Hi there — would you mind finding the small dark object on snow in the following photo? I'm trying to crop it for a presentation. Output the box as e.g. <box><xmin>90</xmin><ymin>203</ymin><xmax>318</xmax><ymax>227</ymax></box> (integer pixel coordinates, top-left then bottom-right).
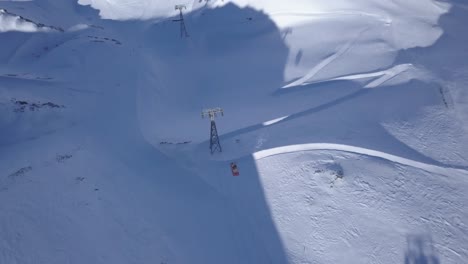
<box><xmin>230</xmin><ymin>162</ymin><xmax>239</xmax><ymax>176</ymax></box>
<box><xmin>42</xmin><ymin>102</ymin><xmax>61</xmax><ymax>108</ymax></box>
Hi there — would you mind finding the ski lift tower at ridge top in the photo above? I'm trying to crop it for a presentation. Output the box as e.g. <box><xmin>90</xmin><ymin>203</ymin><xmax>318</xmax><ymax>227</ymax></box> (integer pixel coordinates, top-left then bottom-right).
<box><xmin>173</xmin><ymin>4</ymin><xmax>189</xmax><ymax>38</ymax></box>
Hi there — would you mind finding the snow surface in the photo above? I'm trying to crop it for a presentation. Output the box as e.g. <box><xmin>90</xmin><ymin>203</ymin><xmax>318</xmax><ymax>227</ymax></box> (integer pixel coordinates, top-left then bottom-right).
<box><xmin>1</xmin><ymin>0</ymin><xmax>468</xmax><ymax>263</ymax></box>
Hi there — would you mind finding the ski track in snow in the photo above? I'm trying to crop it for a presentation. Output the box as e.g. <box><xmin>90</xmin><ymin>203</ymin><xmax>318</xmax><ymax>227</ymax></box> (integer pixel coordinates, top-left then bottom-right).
<box><xmin>295</xmin><ymin>63</ymin><xmax>414</xmax><ymax>88</ymax></box>
<box><xmin>283</xmin><ymin>28</ymin><xmax>367</xmax><ymax>89</ymax></box>
<box><xmin>362</xmin><ymin>64</ymin><xmax>412</xmax><ymax>88</ymax></box>
<box><xmin>253</xmin><ymin>143</ymin><xmax>468</xmax><ymax>179</ymax></box>
<box><xmin>269</xmin><ymin>11</ymin><xmax>392</xmax><ymax>24</ymax></box>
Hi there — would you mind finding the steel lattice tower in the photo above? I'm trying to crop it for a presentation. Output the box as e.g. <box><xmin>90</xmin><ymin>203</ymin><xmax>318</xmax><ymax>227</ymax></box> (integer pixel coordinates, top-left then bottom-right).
<box><xmin>202</xmin><ymin>108</ymin><xmax>223</xmax><ymax>154</ymax></box>
<box><xmin>173</xmin><ymin>5</ymin><xmax>189</xmax><ymax>38</ymax></box>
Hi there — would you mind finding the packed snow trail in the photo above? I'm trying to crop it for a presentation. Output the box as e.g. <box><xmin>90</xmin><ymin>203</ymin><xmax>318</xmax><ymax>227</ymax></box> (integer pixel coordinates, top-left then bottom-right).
<box><xmin>253</xmin><ymin>143</ymin><xmax>468</xmax><ymax>178</ymax></box>
<box><xmin>287</xmin><ymin>63</ymin><xmax>416</xmax><ymax>89</ymax></box>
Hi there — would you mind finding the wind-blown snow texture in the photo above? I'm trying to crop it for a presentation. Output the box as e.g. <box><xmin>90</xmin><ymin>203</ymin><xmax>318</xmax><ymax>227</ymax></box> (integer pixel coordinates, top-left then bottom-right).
<box><xmin>1</xmin><ymin>0</ymin><xmax>467</xmax><ymax>263</ymax></box>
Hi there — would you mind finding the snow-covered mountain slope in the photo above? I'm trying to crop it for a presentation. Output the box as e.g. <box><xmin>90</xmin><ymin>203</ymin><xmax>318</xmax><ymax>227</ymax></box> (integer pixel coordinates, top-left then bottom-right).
<box><xmin>1</xmin><ymin>0</ymin><xmax>467</xmax><ymax>263</ymax></box>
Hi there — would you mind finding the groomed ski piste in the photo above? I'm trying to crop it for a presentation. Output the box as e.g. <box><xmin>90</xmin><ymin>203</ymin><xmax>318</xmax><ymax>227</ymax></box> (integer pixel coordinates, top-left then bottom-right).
<box><xmin>1</xmin><ymin>0</ymin><xmax>468</xmax><ymax>263</ymax></box>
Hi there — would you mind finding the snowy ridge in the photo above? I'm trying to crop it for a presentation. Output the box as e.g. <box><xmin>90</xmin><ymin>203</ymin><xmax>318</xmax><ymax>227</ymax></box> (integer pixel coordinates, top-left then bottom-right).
<box><xmin>0</xmin><ymin>8</ymin><xmax>63</xmax><ymax>32</ymax></box>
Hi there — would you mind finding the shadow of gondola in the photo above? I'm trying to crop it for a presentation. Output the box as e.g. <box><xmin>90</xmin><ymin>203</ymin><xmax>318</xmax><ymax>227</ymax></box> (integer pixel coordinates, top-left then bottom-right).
<box><xmin>404</xmin><ymin>234</ymin><xmax>440</xmax><ymax>264</ymax></box>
